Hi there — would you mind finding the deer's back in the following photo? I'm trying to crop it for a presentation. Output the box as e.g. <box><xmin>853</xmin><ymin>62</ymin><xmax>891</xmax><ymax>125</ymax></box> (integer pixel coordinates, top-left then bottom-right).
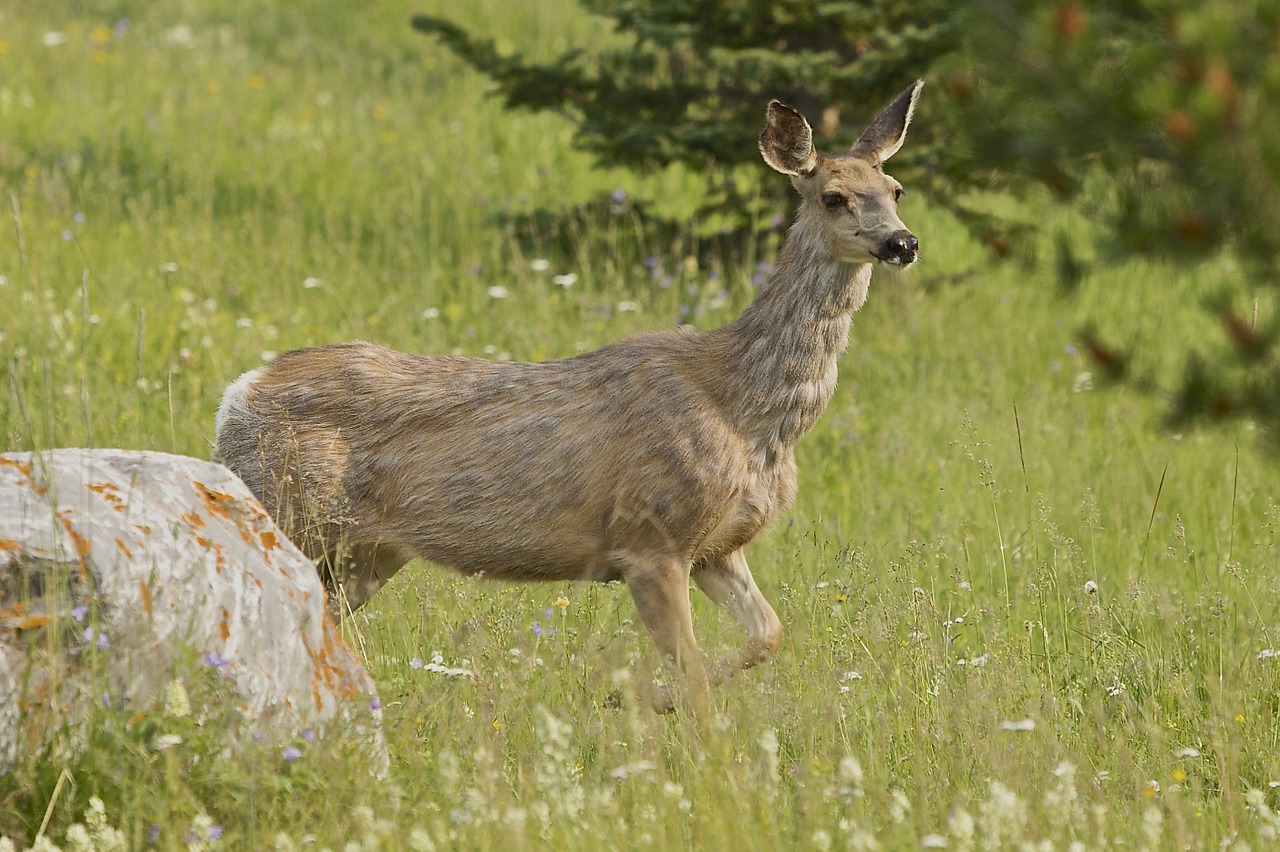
<box><xmin>216</xmin><ymin>337</ymin><xmax>796</xmax><ymax>581</ymax></box>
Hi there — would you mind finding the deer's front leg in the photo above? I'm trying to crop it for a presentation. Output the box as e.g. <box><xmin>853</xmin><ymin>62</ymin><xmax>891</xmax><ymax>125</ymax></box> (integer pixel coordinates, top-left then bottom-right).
<box><xmin>693</xmin><ymin>549</ymin><xmax>783</xmax><ymax>684</ymax></box>
<box><xmin>620</xmin><ymin>553</ymin><xmax>711</xmax><ymax>716</ymax></box>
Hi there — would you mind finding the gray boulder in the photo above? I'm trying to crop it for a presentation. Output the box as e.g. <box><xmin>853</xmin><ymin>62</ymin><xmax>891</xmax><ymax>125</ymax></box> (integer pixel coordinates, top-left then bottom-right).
<box><xmin>0</xmin><ymin>449</ymin><xmax>386</xmax><ymax>775</ymax></box>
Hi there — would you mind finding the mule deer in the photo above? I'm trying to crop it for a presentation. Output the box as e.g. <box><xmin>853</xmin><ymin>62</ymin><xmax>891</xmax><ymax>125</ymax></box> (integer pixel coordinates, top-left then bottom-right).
<box><xmin>215</xmin><ymin>81</ymin><xmax>923</xmax><ymax>713</ymax></box>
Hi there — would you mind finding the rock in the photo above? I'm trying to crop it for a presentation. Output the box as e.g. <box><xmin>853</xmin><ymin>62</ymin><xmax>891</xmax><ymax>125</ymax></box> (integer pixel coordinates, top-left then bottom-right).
<box><xmin>0</xmin><ymin>449</ymin><xmax>386</xmax><ymax>775</ymax></box>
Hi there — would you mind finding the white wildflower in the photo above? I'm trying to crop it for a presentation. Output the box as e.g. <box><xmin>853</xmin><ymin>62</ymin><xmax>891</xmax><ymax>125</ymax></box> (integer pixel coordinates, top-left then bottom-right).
<box><xmin>1258</xmin><ymin>648</ymin><xmax>1280</xmax><ymax>661</ymax></box>
<box><xmin>890</xmin><ymin>789</ymin><xmax>912</xmax><ymax>824</ymax></box>
<box><xmin>1072</xmin><ymin>371</ymin><xmax>1093</xmax><ymax>393</ymax></box>
<box><xmin>165</xmin><ymin>679</ymin><xmax>192</xmax><ymax>717</ymax></box>
<box><xmin>610</xmin><ymin>760</ymin><xmax>656</xmax><ymax>781</ymax></box>
<box><xmin>552</xmin><ymin>273</ymin><xmax>577</xmax><ymax>288</ymax></box>
<box><xmin>921</xmin><ymin>834</ymin><xmax>947</xmax><ymax>848</ymax></box>
<box><xmin>65</xmin><ymin>824</ymin><xmax>92</xmax><ymax>852</ymax></box>
<box><xmin>42</xmin><ymin>32</ymin><xmax>68</xmax><ymax>47</ymax></box>
<box><xmin>998</xmin><ymin>718</ymin><xmax>1035</xmax><ymax>732</ymax></box>
<box><xmin>616</xmin><ymin>300</ymin><xmax>638</xmax><ymax>312</ymax></box>
<box><xmin>1083</xmin><ymin>580</ymin><xmax>1098</xmax><ymax>595</ymax></box>
<box><xmin>1175</xmin><ymin>747</ymin><xmax>1200</xmax><ymax>758</ymax></box>
<box><xmin>978</xmin><ymin>780</ymin><xmax>1027</xmax><ymax>849</ymax></box>
<box><xmin>302</xmin><ymin>277</ymin><xmax>323</xmax><ymax>289</ymax></box>
<box><xmin>421</xmin><ymin>307</ymin><xmax>440</xmax><ymax>320</ymax></box>
<box><xmin>408</xmin><ymin>826</ymin><xmax>436</xmax><ymax>851</ymax></box>
<box><xmin>759</xmin><ymin>728</ymin><xmax>780</xmax><ymax>789</ymax></box>
<box><xmin>155</xmin><ymin>733</ymin><xmax>184</xmax><ymax>750</ymax></box>
<box><xmin>487</xmin><ymin>285</ymin><xmax>509</xmax><ymax>300</ymax></box>
<box><xmin>947</xmin><ymin>808</ymin><xmax>975</xmax><ymax>852</ymax></box>
<box><xmin>811</xmin><ymin>829</ymin><xmax>832</xmax><ymax>851</ymax></box>
<box><xmin>1141</xmin><ymin>805</ymin><xmax>1163</xmax><ymax>846</ymax></box>
<box><xmin>530</xmin><ymin>258</ymin><xmax>550</xmax><ymax>272</ymax></box>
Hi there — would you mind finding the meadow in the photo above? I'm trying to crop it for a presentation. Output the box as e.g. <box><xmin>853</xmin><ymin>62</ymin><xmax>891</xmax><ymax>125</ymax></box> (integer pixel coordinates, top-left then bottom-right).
<box><xmin>2</xmin><ymin>0</ymin><xmax>1280</xmax><ymax>848</ymax></box>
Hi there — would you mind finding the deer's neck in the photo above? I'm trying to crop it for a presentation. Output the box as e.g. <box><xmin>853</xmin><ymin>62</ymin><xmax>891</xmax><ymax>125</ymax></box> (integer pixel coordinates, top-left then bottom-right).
<box><xmin>716</xmin><ymin>226</ymin><xmax>871</xmax><ymax>462</ymax></box>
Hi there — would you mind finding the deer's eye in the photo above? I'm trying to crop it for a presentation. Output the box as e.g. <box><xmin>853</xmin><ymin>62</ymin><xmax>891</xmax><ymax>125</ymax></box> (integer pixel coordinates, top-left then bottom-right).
<box><xmin>821</xmin><ymin>193</ymin><xmax>846</xmax><ymax>209</ymax></box>
<box><xmin>893</xmin><ymin>187</ymin><xmax>905</xmax><ymax>202</ymax></box>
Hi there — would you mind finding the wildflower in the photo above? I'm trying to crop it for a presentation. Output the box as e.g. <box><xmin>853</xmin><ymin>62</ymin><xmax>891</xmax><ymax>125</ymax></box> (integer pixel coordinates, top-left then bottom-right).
<box><xmin>235</xmin><ymin>317</ymin><xmax>252</xmax><ymax>329</ymax></box>
<box><xmin>155</xmin><ymin>733</ymin><xmax>184</xmax><ymax>750</ymax></box>
<box><xmin>811</xmin><ymin>830</ymin><xmax>832</xmax><ymax>851</ymax></box>
<box><xmin>553</xmin><ymin>273</ymin><xmax>577</xmax><ymax>288</ymax></box>
<box><xmin>369</xmin><ymin>697</ymin><xmax>382</xmax><ymax>712</ymax></box>
<box><xmin>160</xmin><ymin>261</ymin><xmax>180</xmax><ymax>273</ymax></box>
<box><xmin>530</xmin><ymin>258</ymin><xmax>550</xmax><ymax>272</ymax></box>
<box><xmin>1083</xmin><ymin>580</ymin><xmax>1098</xmax><ymax>595</ymax></box>
<box><xmin>616</xmin><ymin>301</ymin><xmax>638</xmax><ymax>312</ymax></box>
<box><xmin>1258</xmin><ymin>649</ymin><xmax>1280</xmax><ymax>661</ymax></box>
<box><xmin>487</xmin><ymin>285</ymin><xmax>509</xmax><ymax>300</ymax></box>
<box><xmin>71</xmin><ymin>604</ymin><xmax>88</xmax><ymax>621</ymax></box>
<box><xmin>1175</xmin><ymin>747</ymin><xmax>1200</xmax><ymax>758</ymax></box>
<box><xmin>553</xmin><ymin>595</ymin><xmax>569</xmax><ymax>610</ymax></box>
<box><xmin>410</xmin><ymin>656</ymin><xmax>424</xmax><ymax>669</ymax></box>
<box><xmin>421</xmin><ymin>307</ymin><xmax>440</xmax><ymax>320</ymax></box>
<box><xmin>999</xmin><ymin>718</ymin><xmax>1035</xmax><ymax>732</ymax></box>
<box><xmin>301</xmin><ymin>728</ymin><xmax>315</xmax><ymax>742</ymax></box>
<box><xmin>302</xmin><ymin>277</ymin><xmax>323</xmax><ymax>289</ymax></box>
<box><xmin>612</xmin><ymin>189</ymin><xmax>627</xmax><ymax>203</ymax></box>
<box><xmin>283</xmin><ymin>745</ymin><xmax>302</xmax><ymax>761</ymax></box>
<box><xmin>43</xmin><ymin>32</ymin><xmax>68</xmax><ymax>47</ymax></box>
<box><xmin>921</xmin><ymin>835</ymin><xmax>947</xmax><ymax>848</ymax></box>
<box><xmin>62</xmin><ymin>229</ymin><xmax>74</xmax><ymax>241</ymax></box>
<box><xmin>95</xmin><ymin>632</ymin><xmax>110</xmax><ymax>649</ymax></box>
<box><xmin>1072</xmin><ymin>372</ymin><xmax>1093</xmax><ymax>393</ymax></box>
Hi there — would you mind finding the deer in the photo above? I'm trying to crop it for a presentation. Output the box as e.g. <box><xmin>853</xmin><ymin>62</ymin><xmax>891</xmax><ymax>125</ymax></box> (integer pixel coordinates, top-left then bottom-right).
<box><xmin>214</xmin><ymin>81</ymin><xmax>923</xmax><ymax>715</ymax></box>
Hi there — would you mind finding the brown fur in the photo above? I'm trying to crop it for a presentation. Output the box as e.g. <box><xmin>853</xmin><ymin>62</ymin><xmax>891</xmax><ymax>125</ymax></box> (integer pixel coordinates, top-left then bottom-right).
<box><xmin>215</xmin><ymin>82</ymin><xmax>924</xmax><ymax>713</ymax></box>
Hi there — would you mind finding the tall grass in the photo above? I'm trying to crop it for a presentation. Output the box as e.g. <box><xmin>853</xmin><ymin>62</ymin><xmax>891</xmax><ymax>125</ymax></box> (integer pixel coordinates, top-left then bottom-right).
<box><xmin>2</xmin><ymin>0</ymin><xmax>1279</xmax><ymax>847</ymax></box>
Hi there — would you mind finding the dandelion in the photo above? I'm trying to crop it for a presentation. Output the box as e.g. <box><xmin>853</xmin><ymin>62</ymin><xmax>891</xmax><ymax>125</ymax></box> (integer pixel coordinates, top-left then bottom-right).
<box><xmin>530</xmin><ymin>258</ymin><xmax>550</xmax><ymax>272</ymax></box>
<box><xmin>487</xmin><ymin>285</ymin><xmax>509</xmax><ymax>300</ymax></box>
<box><xmin>283</xmin><ymin>745</ymin><xmax>302</xmax><ymax>761</ymax></box>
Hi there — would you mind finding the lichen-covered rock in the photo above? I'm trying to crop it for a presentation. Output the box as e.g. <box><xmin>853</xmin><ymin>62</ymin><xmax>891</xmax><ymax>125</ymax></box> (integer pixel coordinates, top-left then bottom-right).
<box><xmin>0</xmin><ymin>449</ymin><xmax>386</xmax><ymax>775</ymax></box>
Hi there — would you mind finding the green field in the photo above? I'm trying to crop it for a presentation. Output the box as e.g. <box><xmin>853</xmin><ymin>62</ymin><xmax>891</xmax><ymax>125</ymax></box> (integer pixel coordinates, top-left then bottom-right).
<box><xmin>3</xmin><ymin>1</ymin><xmax>1280</xmax><ymax>848</ymax></box>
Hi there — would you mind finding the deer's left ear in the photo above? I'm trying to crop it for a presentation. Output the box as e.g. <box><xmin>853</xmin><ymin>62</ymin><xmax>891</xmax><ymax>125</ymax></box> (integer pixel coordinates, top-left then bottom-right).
<box><xmin>850</xmin><ymin>80</ymin><xmax>923</xmax><ymax>165</ymax></box>
<box><xmin>759</xmin><ymin>100</ymin><xmax>818</xmax><ymax>177</ymax></box>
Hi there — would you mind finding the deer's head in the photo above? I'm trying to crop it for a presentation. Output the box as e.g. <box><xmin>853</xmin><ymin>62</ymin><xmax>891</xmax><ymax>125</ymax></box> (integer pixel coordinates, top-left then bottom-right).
<box><xmin>760</xmin><ymin>81</ymin><xmax>922</xmax><ymax>268</ymax></box>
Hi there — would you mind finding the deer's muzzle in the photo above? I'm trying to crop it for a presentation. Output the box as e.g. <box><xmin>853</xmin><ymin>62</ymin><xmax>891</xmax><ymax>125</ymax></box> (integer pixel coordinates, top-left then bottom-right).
<box><xmin>879</xmin><ymin>230</ymin><xmax>918</xmax><ymax>266</ymax></box>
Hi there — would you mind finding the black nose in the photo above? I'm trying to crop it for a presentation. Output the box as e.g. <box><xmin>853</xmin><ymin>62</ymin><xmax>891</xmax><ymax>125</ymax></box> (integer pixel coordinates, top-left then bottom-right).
<box><xmin>885</xmin><ymin>231</ymin><xmax>918</xmax><ymax>261</ymax></box>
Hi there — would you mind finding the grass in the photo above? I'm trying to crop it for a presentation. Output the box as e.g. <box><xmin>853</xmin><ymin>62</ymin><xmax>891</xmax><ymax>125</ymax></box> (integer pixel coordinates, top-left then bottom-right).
<box><xmin>2</xmin><ymin>0</ymin><xmax>1280</xmax><ymax>848</ymax></box>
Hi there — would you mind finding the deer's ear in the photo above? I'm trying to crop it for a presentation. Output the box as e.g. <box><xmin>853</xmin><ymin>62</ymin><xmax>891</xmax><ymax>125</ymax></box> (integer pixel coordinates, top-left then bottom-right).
<box><xmin>759</xmin><ymin>100</ymin><xmax>818</xmax><ymax>177</ymax></box>
<box><xmin>850</xmin><ymin>80</ymin><xmax>923</xmax><ymax>164</ymax></box>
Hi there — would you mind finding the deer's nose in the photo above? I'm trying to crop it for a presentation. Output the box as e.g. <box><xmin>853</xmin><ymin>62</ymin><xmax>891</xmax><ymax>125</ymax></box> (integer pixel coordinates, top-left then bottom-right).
<box><xmin>883</xmin><ymin>231</ymin><xmax>918</xmax><ymax>264</ymax></box>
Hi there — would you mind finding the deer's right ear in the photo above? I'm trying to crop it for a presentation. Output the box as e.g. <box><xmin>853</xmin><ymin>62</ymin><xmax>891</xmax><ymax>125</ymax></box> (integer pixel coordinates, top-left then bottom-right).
<box><xmin>759</xmin><ymin>100</ymin><xmax>818</xmax><ymax>177</ymax></box>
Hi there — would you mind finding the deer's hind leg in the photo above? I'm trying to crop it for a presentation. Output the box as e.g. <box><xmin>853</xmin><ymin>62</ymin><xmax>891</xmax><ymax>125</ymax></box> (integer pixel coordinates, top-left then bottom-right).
<box><xmin>693</xmin><ymin>548</ymin><xmax>783</xmax><ymax>685</ymax></box>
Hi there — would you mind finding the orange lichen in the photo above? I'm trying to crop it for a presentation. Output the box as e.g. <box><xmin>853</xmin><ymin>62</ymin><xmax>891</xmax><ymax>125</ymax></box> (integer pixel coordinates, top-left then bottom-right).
<box><xmin>0</xmin><ymin>539</ymin><xmax>19</xmax><ymax>552</ymax></box>
<box><xmin>56</xmin><ymin>510</ymin><xmax>91</xmax><ymax>559</ymax></box>
<box><xmin>114</xmin><ymin>537</ymin><xmax>134</xmax><ymax>559</ymax></box>
<box><xmin>181</xmin><ymin>511</ymin><xmax>206</xmax><ymax>530</ymax></box>
<box><xmin>16</xmin><ymin>614</ymin><xmax>52</xmax><ymax>630</ymax></box>
<box><xmin>140</xmin><ymin>579</ymin><xmax>153</xmax><ymax>615</ymax></box>
<box><xmin>219</xmin><ymin>608</ymin><xmax>231</xmax><ymax>642</ymax></box>
<box><xmin>260</xmin><ymin>530</ymin><xmax>280</xmax><ymax>551</ymax></box>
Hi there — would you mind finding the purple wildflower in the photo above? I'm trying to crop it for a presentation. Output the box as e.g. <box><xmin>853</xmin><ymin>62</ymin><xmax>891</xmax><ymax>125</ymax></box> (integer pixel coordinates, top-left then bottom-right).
<box><xmin>62</xmin><ymin>230</ymin><xmax>73</xmax><ymax>241</ymax></box>
<box><xmin>301</xmin><ymin>727</ymin><xmax>315</xmax><ymax>742</ymax></box>
<box><xmin>283</xmin><ymin>745</ymin><xmax>302</xmax><ymax>761</ymax></box>
<box><xmin>74</xmin><ymin>212</ymin><xmax>86</xmax><ymax>224</ymax></box>
<box><xmin>71</xmin><ymin>604</ymin><xmax>88</xmax><ymax>622</ymax></box>
<box><xmin>612</xmin><ymin>188</ymin><xmax>627</xmax><ymax>203</ymax></box>
<box><xmin>114</xmin><ymin>18</ymin><xmax>131</xmax><ymax>36</ymax></box>
<box><xmin>203</xmin><ymin>651</ymin><xmax>233</xmax><ymax>669</ymax></box>
<box><xmin>208</xmin><ymin>825</ymin><xmax>224</xmax><ymax>841</ymax></box>
<box><xmin>95</xmin><ymin>631</ymin><xmax>110</xmax><ymax>650</ymax></box>
<box><xmin>410</xmin><ymin>657</ymin><xmax>424</xmax><ymax>670</ymax></box>
<box><xmin>148</xmin><ymin>824</ymin><xmax>160</xmax><ymax>844</ymax></box>
<box><xmin>1065</xmin><ymin>344</ymin><xmax>1078</xmax><ymax>356</ymax></box>
<box><xmin>532</xmin><ymin>621</ymin><xmax>543</xmax><ymax>638</ymax></box>
<box><xmin>83</xmin><ymin>626</ymin><xmax>95</xmax><ymax>642</ymax></box>
<box><xmin>369</xmin><ymin>697</ymin><xmax>382</xmax><ymax>711</ymax></box>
